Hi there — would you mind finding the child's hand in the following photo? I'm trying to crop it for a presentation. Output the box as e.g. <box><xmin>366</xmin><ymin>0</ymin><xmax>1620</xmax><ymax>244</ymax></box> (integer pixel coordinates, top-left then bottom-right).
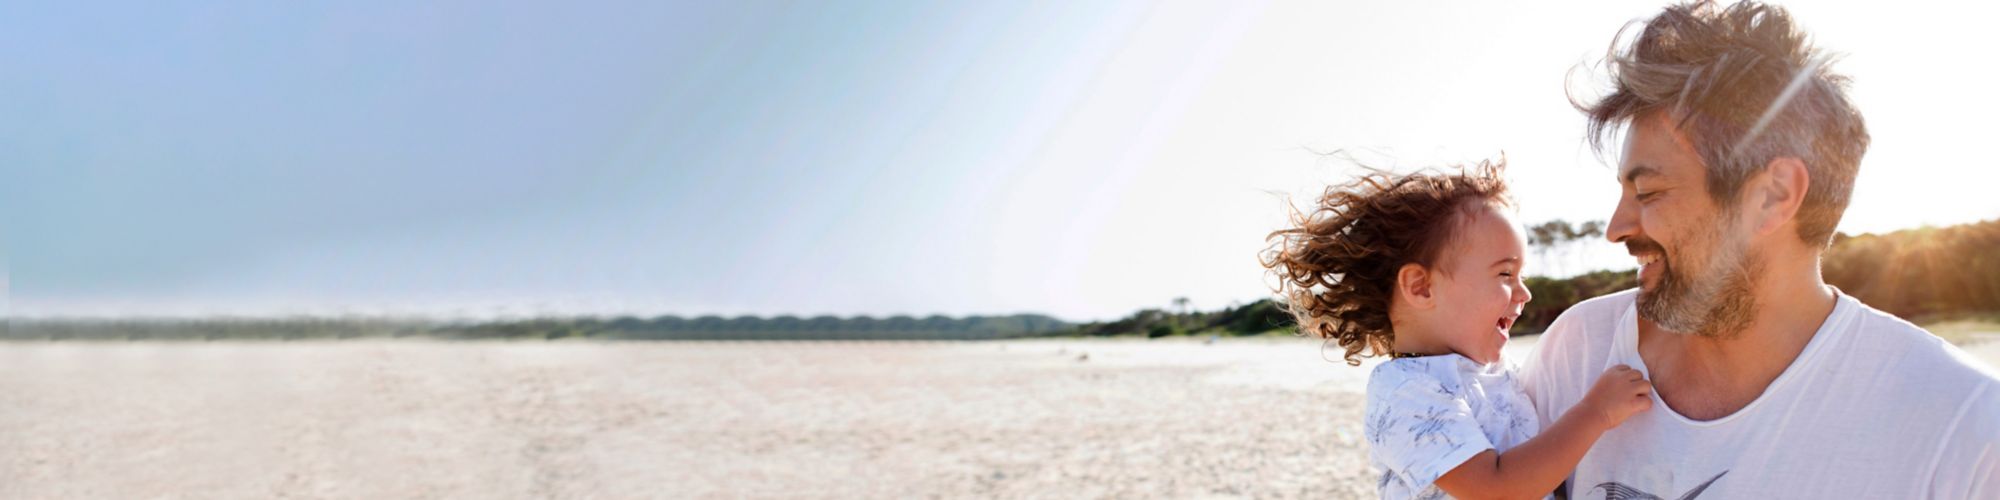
<box><xmin>1579</xmin><ymin>364</ymin><xmax>1653</xmax><ymax>431</ymax></box>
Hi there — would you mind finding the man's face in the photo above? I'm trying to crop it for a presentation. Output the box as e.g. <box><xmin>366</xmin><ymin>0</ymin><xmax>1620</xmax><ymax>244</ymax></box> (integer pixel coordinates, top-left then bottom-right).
<box><xmin>1606</xmin><ymin>114</ymin><xmax>1760</xmax><ymax>337</ymax></box>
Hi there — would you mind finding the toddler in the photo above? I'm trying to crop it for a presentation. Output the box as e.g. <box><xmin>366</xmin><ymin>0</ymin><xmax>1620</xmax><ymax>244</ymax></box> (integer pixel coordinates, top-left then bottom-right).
<box><xmin>1261</xmin><ymin>161</ymin><xmax>1653</xmax><ymax>499</ymax></box>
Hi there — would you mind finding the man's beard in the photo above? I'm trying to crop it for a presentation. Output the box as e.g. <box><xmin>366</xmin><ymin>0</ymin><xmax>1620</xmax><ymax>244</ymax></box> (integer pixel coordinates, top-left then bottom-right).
<box><xmin>1633</xmin><ymin>217</ymin><xmax>1762</xmax><ymax>338</ymax></box>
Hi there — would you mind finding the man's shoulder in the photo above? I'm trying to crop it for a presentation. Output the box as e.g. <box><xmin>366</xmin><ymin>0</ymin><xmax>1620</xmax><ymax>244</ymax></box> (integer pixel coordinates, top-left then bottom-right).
<box><xmin>1564</xmin><ymin>287</ymin><xmax>1638</xmax><ymax>317</ymax></box>
<box><xmin>1519</xmin><ymin>289</ymin><xmax>1636</xmax><ymax>399</ymax></box>
<box><xmin>1866</xmin><ymin>308</ymin><xmax>2000</xmax><ymax>493</ymax></box>
<box><xmin>1837</xmin><ymin>299</ymin><xmax>2000</xmax><ymax>430</ymax></box>
<box><xmin>1843</xmin><ymin>300</ymin><xmax>2000</xmax><ymax>385</ymax></box>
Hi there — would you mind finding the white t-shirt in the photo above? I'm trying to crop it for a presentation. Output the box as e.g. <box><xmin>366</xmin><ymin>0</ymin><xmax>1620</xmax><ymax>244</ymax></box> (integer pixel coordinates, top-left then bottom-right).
<box><xmin>1365</xmin><ymin>353</ymin><xmax>1544</xmax><ymax>500</ymax></box>
<box><xmin>1521</xmin><ymin>288</ymin><xmax>2000</xmax><ymax>498</ymax></box>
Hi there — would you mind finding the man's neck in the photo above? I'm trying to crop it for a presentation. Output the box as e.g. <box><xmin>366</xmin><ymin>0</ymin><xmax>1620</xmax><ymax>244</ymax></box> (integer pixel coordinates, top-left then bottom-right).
<box><xmin>1637</xmin><ymin>265</ymin><xmax>1837</xmax><ymax>421</ymax></box>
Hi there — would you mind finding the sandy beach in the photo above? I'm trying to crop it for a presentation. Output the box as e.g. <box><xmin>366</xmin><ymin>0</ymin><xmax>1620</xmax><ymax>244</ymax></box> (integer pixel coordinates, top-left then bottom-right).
<box><xmin>1</xmin><ymin>336</ymin><xmax>1994</xmax><ymax>499</ymax></box>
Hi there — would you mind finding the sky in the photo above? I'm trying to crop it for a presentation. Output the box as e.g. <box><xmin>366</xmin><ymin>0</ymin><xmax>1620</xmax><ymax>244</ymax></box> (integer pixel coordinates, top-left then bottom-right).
<box><xmin>5</xmin><ymin>1</ymin><xmax>1997</xmax><ymax>321</ymax></box>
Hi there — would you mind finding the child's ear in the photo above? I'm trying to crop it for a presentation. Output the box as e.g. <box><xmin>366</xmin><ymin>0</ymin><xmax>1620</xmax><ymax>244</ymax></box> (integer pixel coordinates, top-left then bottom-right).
<box><xmin>1397</xmin><ymin>263</ymin><xmax>1436</xmax><ymax>311</ymax></box>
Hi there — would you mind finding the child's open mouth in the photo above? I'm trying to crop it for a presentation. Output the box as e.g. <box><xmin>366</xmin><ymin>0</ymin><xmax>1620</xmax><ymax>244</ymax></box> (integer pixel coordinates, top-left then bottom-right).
<box><xmin>1496</xmin><ymin>316</ymin><xmax>1515</xmax><ymax>331</ymax></box>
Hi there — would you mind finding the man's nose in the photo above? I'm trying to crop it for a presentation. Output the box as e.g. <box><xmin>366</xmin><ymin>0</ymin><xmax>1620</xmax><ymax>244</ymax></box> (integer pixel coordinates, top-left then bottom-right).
<box><xmin>1606</xmin><ymin>193</ymin><xmax>1640</xmax><ymax>244</ymax></box>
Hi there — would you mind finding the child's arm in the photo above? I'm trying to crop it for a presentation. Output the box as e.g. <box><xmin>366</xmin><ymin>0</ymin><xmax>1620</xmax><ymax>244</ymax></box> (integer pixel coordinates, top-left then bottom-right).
<box><xmin>1431</xmin><ymin>365</ymin><xmax>1652</xmax><ymax>500</ymax></box>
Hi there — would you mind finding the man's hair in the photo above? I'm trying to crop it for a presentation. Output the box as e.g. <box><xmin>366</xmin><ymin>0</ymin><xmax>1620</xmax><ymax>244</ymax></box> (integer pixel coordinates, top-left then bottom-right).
<box><xmin>1579</xmin><ymin>0</ymin><xmax>1869</xmax><ymax>247</ymax></box>
<box><xmin>1260</xmin><ymin>160</ymin><xmax>1511</xmax><ymax>366</ymax></box>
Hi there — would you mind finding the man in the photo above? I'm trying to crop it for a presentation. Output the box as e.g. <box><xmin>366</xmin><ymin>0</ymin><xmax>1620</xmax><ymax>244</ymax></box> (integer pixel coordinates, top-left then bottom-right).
<box><xmin>1521</xmin><ymin>1</ymin><xmax>2000</xmax><ymax>498</ymax></box>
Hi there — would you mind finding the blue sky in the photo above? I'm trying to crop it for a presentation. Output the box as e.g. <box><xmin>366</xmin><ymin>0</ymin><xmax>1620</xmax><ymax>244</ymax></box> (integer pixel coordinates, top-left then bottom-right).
<box><xmin>5</xmin><ymin>1</ymin><xmax>1996</xmax><ymax>320</ymax></box>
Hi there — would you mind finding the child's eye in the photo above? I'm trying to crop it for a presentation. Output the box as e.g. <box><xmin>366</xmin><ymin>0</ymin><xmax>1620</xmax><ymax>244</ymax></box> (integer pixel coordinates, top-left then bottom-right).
<box><xmin>1499</xmin><ymin>272</ymin><xmax>1514</xmax><ymax>278</ymax></box>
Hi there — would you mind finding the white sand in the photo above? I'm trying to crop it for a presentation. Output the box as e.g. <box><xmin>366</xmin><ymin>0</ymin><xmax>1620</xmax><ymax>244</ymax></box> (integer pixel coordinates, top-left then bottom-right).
<box><xmin>0</xmin><ymin>337</ymin><xmax>1396</xmax><ymax>499</ymax></box>
<box><xmin>0</xmin><ymin>336</ymin><xmax>1991</xmax><ymax>499</ymax></box>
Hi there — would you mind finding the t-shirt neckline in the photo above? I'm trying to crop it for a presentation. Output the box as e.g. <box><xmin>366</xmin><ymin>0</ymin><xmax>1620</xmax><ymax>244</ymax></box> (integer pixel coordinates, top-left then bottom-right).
<box><xmin>1614</xmin><ymin>286</ymin><xmax>1855</xmax><ymax>427</ymax></box>
<box><xmin>1388</xmin><ymin>351</ymin><xmax>1509</xmax><ymax>377</ymax></box>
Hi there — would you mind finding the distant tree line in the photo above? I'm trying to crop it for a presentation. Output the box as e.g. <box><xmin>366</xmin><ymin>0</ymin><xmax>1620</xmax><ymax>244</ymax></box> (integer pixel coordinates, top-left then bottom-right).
<box><xmin>6</xmin><ymin>317</ymin><xmax>435</xmax><ymax>340</ymax></box>
<box><xmin>1526</xmin><ymin>219</ymin><xmax>1607</xmax><ymax>278</ymax></box>
<box><xmin>8</xmin><ymin>220</ymin><xmax>1991</xmax><ymax>342</ymax></box>
<box><xmin>1059</xmin><ymin>298</ymin><xmax>1295</xmax><ymax>338</ymax></box>
<box><xmin>1516</xmin><ymin>270</ymin><xmax>1638</xmax><ymax>334</ymax></box>
<box><xmin>4</xmin><ymin>314</ymin><xmax>1071</xmax><ymax>341</ymax></box>
<box><xmin>1824</xmin><ymin>218</ymin><xmax>2000</xmax><ymax>319</ymax></box>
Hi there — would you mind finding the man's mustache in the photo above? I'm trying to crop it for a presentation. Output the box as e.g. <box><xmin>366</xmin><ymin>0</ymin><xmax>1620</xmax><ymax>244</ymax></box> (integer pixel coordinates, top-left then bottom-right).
<box><xmin>1626</xmin><ymin>239</ymin><xmax>1666</xmax><ymax>257</ymax></box>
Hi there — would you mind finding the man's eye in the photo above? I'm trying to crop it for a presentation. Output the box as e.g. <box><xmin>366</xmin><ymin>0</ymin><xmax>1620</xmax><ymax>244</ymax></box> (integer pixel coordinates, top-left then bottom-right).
<box><xmin>1635</xmin><ymin>191</ymin><xmax>1659</xmax><ymax>202</ymax></box>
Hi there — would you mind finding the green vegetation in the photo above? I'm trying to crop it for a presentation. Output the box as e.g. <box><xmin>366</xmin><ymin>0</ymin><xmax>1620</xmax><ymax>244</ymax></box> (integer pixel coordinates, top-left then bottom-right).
<box><xmin>1061</xmin><ymin>298</ymin><xmax>1295</xmax><ymax>338</ymax></box>
<box><xmin>1824</xmin><ymin>220</ymin><xmax>2000</xmax><ymax>319</ymax></box>
<box><xmin>1516</xmin><ymin>269</ymin><xmax>1639</xmax><ymax>334</ymax></box>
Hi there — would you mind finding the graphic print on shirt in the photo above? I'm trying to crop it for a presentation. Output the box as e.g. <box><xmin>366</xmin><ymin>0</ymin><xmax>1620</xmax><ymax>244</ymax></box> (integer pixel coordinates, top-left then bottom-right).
<box><xmin>1367</xmin><ymin>401</ymin><xmax>1397</xmax><ymax>445</ymax></box>
<box><xmin>1588</xmin><ymin>470</ymin><xmax>1726</xmax><ymax>500</ymax></box>
<box><xmin>1487</xmin><ymin>371</ymin><xmax>1535</xmax><ymax>444</ymax></box>
<box><xmin>1407</xmin><ymin>406</ymin><xmax>1462</xmax><ymax>449</ymax></box>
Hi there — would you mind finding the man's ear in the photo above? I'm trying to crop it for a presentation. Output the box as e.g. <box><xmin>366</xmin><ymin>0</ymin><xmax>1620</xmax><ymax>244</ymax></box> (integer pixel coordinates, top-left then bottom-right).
<box><xmin>1396</xmin><ymin>263</ymin><xmax>1436</xmax><ymax>311</ymax></box>
<box><xmin>1745</xmin><ymin>157</ymin><xmax>1810</xmax><ymax>236</ymax></box>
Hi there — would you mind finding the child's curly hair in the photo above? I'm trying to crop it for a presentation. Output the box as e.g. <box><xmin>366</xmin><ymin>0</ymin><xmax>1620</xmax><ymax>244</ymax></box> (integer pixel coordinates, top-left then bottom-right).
<box><xmin>1260</xmin><ymin>159</ymin><xmax>1513</xmax><ymax>365</ymax></box>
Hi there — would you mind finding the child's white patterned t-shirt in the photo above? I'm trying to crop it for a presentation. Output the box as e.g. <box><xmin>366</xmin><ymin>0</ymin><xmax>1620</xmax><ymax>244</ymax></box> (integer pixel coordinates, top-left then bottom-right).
<box><xmin>1364</xmin><ymin>353</ymin><xmax>1541</xmax><ymax>500</ymax></box>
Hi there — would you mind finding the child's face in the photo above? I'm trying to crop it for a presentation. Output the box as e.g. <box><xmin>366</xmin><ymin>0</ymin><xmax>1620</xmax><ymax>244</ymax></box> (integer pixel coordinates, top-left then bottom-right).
<box><xmin>1430</xmin><ymin>204</ymin><xmax>1532</xmax><ymax>365</ymax></box>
